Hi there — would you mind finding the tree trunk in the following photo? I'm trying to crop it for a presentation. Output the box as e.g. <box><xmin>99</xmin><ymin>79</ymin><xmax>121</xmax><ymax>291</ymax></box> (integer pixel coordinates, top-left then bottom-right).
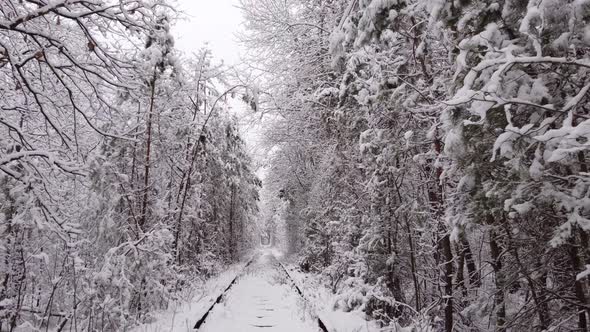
<box><xmin>568</xmin><ymin>232</ymin><xmax>589</xmax><ymax>332</ymax></box>
<box><xmin>455</xmin><ymin>241</ymin><xmax>466</xmax><ymax>295</ymax></box>
<box><xmin>228</xmin><ymin>183</ymin><xmax>236</xmax><ymax>261</ymax></box>
<box><xmin>440</xmin><ymin>231</ymin><xmax>454</xmax><ymax>332</ymax></box>
<box><xmin>489</xmin><ymin>229</ymin><xmax>506</xmax><ymax>332</ymax></box>
<box><xmin>501</xmin><ymin>221</ymin><xmax>550</xmax><ymax>329</ymax></box>
<box><xmin>387</xmin><ymin>213</ymin><xmax>405</xmax><ymax>317</ymax></box>
<box><xmin>577</xmin><ymin>151</ymin><xmax>590</xmax><ymax>288</ymax></box>
<box><xmin>405</xmin><ymin>217</ymin><xmax>421</xmax><ymax>311</ymax></box>
<box><xmin>173</xmin><ymin>125</ymin><xmax>205</xmax><ymax>259</ymax></box>
<box><xmin>139</xmin><ymin>74</ymin><xmax>157</xmax><ymax>231</ymax></box>
<box><xmin>429</xmin><ymin>131</ymin><xmax>453</xmax><ymax>332</ymax></box>
<box><xmin>130</xmin><ymin>102</ymin><xmax>141</xmax><ymax>209</ymax></box>
<box><xmin>461</xmin><ymin>235</ymin><xmax>479</xmax><ymax>289</ymax></box>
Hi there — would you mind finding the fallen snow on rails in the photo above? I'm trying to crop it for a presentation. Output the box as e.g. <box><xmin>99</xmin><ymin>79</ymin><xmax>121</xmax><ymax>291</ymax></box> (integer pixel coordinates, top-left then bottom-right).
<box><xmin>132</xmin><ymin>248</ymin><xmax>383</xmax><ymax>332</ymax></box>
<box><xmin>198</xmin><ymin>251</ymin><xmax>318</xmax><ymax>332</ymax></box>
<box><xmin>131</xmin><ymin>261</ymin><xmax>249</xmax><ymax>332</ymax></box>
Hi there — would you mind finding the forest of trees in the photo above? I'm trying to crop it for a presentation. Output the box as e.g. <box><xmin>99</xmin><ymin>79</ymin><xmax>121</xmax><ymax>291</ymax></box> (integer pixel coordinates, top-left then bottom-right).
<box><xmin>0</xmin><ymin>1</ymin><xmax>260</xmax><ymax>331</ymax></box>
<box><xmin>3</xmin><ymin>0</ymin><xmax>590</xmax><ymax>331</ymax></box>
<box><xmin>242</xmin><ymin>0</ymin><xmax>590</xmax><ymax>331</ymax></box>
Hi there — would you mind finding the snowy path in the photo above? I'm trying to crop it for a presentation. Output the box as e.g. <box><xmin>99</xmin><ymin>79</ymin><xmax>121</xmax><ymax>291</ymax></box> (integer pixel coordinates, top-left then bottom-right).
<box><xmin>198</xmin><ymin>251</ymin><xmax>320</xmax><ymax>332</ymax></box>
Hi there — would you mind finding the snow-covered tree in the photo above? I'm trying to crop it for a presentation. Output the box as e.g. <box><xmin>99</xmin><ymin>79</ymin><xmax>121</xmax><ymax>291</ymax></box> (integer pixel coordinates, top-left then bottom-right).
<box><xmin>240</xmin><ymin>0</ymin><xmax>590</xmax><ymax>330</ymax></box>
<box><xmin>0</xmin><ymin>2</ymin><xmax>260</xmax><ymax>330</ymax></box>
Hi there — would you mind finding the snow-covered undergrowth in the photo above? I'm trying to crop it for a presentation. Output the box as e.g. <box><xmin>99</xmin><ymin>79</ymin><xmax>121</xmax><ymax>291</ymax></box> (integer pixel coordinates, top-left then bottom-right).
<box><xmin>279</xmin><ymin>255</ymin><xmax>385</xmax><ymax>332</ymax></box>
<box><xmin>278</xmin><ymin>250</ymin><xmax>434</xmax><ymax>332</ymax></box>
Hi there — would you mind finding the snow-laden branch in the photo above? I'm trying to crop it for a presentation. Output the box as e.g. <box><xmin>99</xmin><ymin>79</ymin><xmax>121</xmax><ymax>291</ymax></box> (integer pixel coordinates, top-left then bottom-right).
<box><xmin>286</xmin><ymin>22</ymin><xmax>329</xmax><ymax>33</ymax></box>
<box><xmin>0</xmin><ymin>150</ymin><xmax>83</xmax><ymax>175</ymax></box>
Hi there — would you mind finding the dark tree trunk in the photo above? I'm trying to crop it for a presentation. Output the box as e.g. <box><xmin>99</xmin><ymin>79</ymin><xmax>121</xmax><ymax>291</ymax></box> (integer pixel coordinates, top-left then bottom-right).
<box><xmin>139</xmin><ymin>74</ymin><xmax>157</xmax><ymax>232</ymax></box>
<box><xmin>405</xmin><ymin>217</ymin><xmax>421</xmax><ymax>311</ymax></box>
<box><xmin>228</xmin><ymin>183</ymin><xmax>236</xmax><ymax>261</ymax></box>
<box><xmin>455</xmin><ymin>241</ymin><xmax>466</xmax><ymax>294</ymax></box>
<box><xmin>461</xmin><ymin>235</ymin><xmax>479</xmax><ymax>289</ymax></box>
<box><xmin>568</xmin><ymin>233</ymin><xmax>589</xmax><ymax>332</ymax></box>
<box><xmin>489</xmin><ymin>229</ymin><xmax>506</xmax><ymax>332</ymax></box>
<box><xmin>428</xmin><ymin>131</ymin><xmax>453</xmax><ymax>332</ymax></box>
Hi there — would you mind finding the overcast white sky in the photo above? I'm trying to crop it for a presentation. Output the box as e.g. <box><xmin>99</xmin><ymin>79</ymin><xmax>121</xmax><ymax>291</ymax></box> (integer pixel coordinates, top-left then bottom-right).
<box><xmin>172</xmin><ymin>0</ymin><xmax>244</xmax><ymax>64</ymax></box>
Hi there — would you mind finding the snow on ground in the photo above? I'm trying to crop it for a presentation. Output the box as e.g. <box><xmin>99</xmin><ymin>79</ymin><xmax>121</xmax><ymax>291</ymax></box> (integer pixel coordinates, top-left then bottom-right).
<box><xmin>133</xmin><ymin>248</ymin><xmax>386</xmax><ymax>332</ymax></box>
<box><xmin>131</xmin><ymin>261</ymin><xmax>248</xmax><ymax>332</ymax></box>
<box><xmin>199</xmin><ymin>250</ymin><xmax>318</xmax><ymax>332</ymax></box>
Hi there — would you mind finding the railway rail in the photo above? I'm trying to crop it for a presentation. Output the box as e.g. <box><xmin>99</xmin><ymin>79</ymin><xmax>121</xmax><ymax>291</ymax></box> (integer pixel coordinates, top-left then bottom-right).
<box><xmin>193</xmin><ymin>252</ymin><xmax>330</xmax><ymax>332</ymax></box>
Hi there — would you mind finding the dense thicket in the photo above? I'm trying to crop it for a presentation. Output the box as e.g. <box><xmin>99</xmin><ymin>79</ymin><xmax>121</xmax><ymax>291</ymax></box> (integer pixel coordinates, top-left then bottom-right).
<box><xmin>0</xmin><ymin>2</ymin><xmax>259</xmax><ymax>331</ymax></box>
<box><xmin>240</xmin><ymin>0</ymin><xmax>590</xmax><ymax>330</ymax></box>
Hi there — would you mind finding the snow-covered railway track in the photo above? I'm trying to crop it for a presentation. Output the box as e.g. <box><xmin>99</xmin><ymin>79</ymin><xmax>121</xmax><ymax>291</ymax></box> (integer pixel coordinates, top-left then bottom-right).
<box><xmin>193</xmin><ymin>257</ymin><xmax>256</xmax><ymax>330</ymax></box>
<box><xmin>274</xmin><ymin>260</ymin><xmax>329</xmax><ymax>332</ymax></box>
<box><xmin>193</xmin><ymin>252</ymin><xmax>330</xmax><ymax>332</ymax></box>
